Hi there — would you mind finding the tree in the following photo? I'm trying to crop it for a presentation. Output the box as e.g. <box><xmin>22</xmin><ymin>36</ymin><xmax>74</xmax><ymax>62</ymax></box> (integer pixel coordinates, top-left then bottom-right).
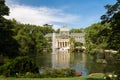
<box><xmin>85</xmin><ymin>23</ymin><xmax>110</xmax><ymax>55</ymax></box>
<box><xmin>101</xmin><ymin>0</ymin><xmax>120</xmax><ymax>52</ymax></box>
<box><xmin>101</xmin><ymin>1</ymin><xmax>120</xmax><ymax>77</ymax></box>
<box><xmin>70</xmin><ymin>38</ymin><xmax>75</xmax><ymax>52</ymax></box>
<box><xmin>70</xmin><ymin>28</ymin><xmax>83</xmax><ymax>33</ymax></box>
<box><xmin>0</xmin><ymin>0</ymin><xmax>9</xmax><ymax>16</ymax></box>
<box><xmin>12</xmin><ymin>21</ymin><xmax>51</xmax><ymax>55</ymax></box>
<box><xmin>107</xmin><ymin>12</ymin><xmax>120</xmax><ymax>51</ymax></box>
<box><xmin>55</xmin><ymin>28</ymin><xmax>60</xmax><ymax>33</ymax></box>
<box><xmin>0</xmin><ymin>0</ymin><xmax>19</xmax><ymax>58</ymax></box>
<box><xmin>101</xmin><ymin>0</ymin><xmax>120</xmax><ymax>23</ymax></box>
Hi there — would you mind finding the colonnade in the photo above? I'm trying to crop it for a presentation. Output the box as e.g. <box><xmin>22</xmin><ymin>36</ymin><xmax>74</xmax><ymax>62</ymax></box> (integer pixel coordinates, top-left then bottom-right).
<box><xmin>55</xmin><ymin>39</ymin><xmax>70</xmax><ymax>48</ymax></box>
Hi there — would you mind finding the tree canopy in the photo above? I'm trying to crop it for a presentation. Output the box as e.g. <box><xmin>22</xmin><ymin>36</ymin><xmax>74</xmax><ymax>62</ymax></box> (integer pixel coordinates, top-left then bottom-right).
<box><xmin>85</xmin><ymin>23</ymin><xmax>110</xmax><ymax>54</ymax></box>
<box><xmin>70</xmin><ymin>28</ymin><xmax>83</xmax><ymax>33</ymax></box>
<box><xmin>0</xmin><ymin>0</ymin><xmax>19</xmax><ymax>58</ymax></box>
<box><xmin>101</xmin><ymin>0</ymin><xmax>120</xmax><ymax>52</ymax></box>
<box><xmin>0</xmin><ymin>0</ymin><xmax>9</xmax><ymax>16</ymax></box>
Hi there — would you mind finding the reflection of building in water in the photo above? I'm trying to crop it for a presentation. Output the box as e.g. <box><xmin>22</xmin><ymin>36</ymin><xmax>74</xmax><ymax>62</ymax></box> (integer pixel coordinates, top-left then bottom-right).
<box><xmin>45</xmin><ymin>25</ymin><xmax>85</xmax><ymax>50</ymax></box>
<box><xmin>52</xmin><ymin>50</ymin><xmax>70</xmax><ymax>68</ymax></box>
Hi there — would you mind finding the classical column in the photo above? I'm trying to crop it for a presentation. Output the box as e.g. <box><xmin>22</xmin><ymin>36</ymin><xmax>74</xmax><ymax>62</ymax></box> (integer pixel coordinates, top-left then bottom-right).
<box><xmin>59</xmin><ymin>42</ymin><xmax>60</xmax><ymax>48</ymax></box>
<box><xmin>58</xmin><ymin>41</ymin><xmax>59</xmax><ymax>48</ymax></box>
<box><xmin>64</xmin><ymin>42</ymin><xmax>66</xmax><ymax>47</ymax></box>
<box><xmin>57</xmin><ymin>41</ymin><xmax>58</xmax><ymax>48</ymax></box>
<box><xmin>62</xmin><ymin>42</ymin><xmax>64</xmax><ymax>47</ymax></box>
<box><xmin>60</xmin><ymin>42</ymin><xmax>61</xmax><ymax>48</ymax></box>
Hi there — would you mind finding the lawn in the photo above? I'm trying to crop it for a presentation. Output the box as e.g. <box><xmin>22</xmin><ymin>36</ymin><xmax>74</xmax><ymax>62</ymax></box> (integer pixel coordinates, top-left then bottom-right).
<box><xmin>0</xmin><ymin>77</ymin><xmax>86</xmax><ymax>80</ymax></box>
<box><xmin>0</xmin><ymin>73</ymin><xmax>104</xmax><ymax>80</ymax></box>
<box><xmin>0</xmin><ymin>77</ymin><xmax>103</xmax><ymax>80</ymax></box>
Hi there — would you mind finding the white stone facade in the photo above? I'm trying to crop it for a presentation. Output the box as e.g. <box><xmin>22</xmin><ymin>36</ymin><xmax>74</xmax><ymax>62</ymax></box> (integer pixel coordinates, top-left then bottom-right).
<box><xmin>45</xmin><ymin>26</ymin><xmax>85</xmax><ymax>49</ymax></box>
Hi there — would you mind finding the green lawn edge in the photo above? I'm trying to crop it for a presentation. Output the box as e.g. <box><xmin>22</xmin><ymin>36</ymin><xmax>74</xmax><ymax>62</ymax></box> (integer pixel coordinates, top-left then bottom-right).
<box><xmin>0</xmin><ymin>74</ymin><xmax>104</xmax><ymax>80</ymax></box>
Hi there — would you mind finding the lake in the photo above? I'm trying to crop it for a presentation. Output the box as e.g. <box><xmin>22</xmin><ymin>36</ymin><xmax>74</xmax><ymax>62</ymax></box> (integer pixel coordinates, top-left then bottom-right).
<box><xmin>36</xmin><ymin>50</ymin><xmax>119</xmax><ymax>76</ymax></box>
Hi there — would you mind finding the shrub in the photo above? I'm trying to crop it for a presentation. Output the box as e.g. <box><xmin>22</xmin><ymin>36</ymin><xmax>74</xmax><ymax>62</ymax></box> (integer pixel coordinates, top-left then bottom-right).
<box><xmin>0</xmin><ymin>56</ymin><xmax>39</xmax><ymax>77</ymax></box>
<box><xmin>41</xmin><ymin>68</ymin><xmax>76</xmax><ymax>78</ymax></box>
<box><xmin>0</xmin><ymin>62</ymin><xmax>11</xmax><ymax>77</ymax></box>
<box><xmin>24</xmin><ymin>72</ymin><xmax>40</xmax><ymax>78</ymax></box>
<box><xmin>87</xmin><ymin>78</ymin><xmax>104</xmax><ymax>80</ymax></box>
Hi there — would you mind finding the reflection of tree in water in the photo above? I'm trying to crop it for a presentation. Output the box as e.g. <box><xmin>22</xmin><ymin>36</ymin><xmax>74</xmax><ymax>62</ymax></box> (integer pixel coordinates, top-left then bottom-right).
<box><xmin>103</xmin><ymin>61</ymin><xmax>120</xmax><ymax>74</ymax></box>
<box><xmin>36</xmin><ymin>53</ymin><xmax>52</xmax><ymax>69</ymax></box>
<box><xmin>85</xmin><ymin>54</ymin><xmax>107</xmax><ymax>74</ymax></box>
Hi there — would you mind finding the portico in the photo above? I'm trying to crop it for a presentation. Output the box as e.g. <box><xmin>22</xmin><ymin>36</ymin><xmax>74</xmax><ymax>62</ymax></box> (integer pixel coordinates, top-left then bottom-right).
<box><xmin>55</xmin><ymin>38</ymin><xmax>70</xmax><ymax>49</ymax></box>
<box><xmin>45</xmin><ymin>26</ymin><xmax>85</xmax><ymax>50</ymax></box>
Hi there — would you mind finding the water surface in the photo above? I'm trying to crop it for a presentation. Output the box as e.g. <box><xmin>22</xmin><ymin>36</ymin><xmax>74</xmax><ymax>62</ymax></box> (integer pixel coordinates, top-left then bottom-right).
<box><xmin>36</xmin><ymin>50</ymin><xmax>118</xmax><ymax>76</ymax></box>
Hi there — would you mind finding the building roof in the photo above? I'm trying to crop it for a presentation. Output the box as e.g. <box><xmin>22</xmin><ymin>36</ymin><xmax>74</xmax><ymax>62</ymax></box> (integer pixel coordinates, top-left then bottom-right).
<box><xmin>70</xmin><ymin>33</ymin><xmax>85</xmax><ymax>36</ymax></box>
<box><xmin>60</xmin><ymin>26</ymin><xmax>70</xmax><ymax>32</ymax></box>
<box><xmin>45</xmin><ymin>33</ymin><xmax>60</xmax><ymax>37</ymax></box>
<box><xmin>45</xmin><ymin>33</ymin><xmax>52</xmax><ymax>37</ymax></box>
<box><xmin>45</xmin><ymin>33</ymin><xmax>85</xmax><ymax>38</ymax></box>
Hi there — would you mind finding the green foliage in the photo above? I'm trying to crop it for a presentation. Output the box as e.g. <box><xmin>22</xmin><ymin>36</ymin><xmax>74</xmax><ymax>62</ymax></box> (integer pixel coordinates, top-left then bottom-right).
<box><xmin>85</xmin><ymin>23</ymin><xmax>110</xmax><ymax>55</ymax></box>
<box><xmin>107</xmin><ymin>12</ymin><xmax>120</xmax><ymax>52</ymax></box>
<box><xmin>10</xmin><ymin>20</ymin><xmax>53</xmax><ymax>55</ymax></box>
<box><xmin>70</xmin><ymin>28</ymin><xmax>83</xmax><ymax>33</ymax></box>
<box><xmin>0</xmin><ymin>56</ymin><xmax>39</xmax><ymax>77</ymax></box>
<box><xmin>74</xmin><ymin>42</ymin><xmax>83</xmax><ymax>47</ymax></box>
<box><xmin>87</xmin><ymin>78</ymin><xmax>104</xmax><ymax>80</ymax></box>
<box><xmin>41</xmin><ymin>68</ymin><xmax>76</xmax><ymax>78</ymax></box>
<box><xmin>0</xmin><ymin>0</ymin><xmax>9</xmax><ymax>16</ymax></box>
<box><xmin>101</xmin><ymin>0</ymin><xmax>120</xmax><ymax>52</ymax></box>
<box><xmin>70</xmin><ymin>38</ymin><xmax>75</xmax><ymax>52</ymax></box>
<box><xmin>24</xmin><ymin>72</ymin><xmax>40</xmax><ymax>78</ymax></box>
<box><xmin>39</xmin><ymin>24</ymin><xmax>54</xmax><ymax>35</ymax></box>
<box><xmin>0</xmin><ymin>76</ymin><xmax>104</xmax><ymax>80</ymax></box>
<box><xmin>0</xmin><ymin>61</ymin><xmax>11</xmax><ymax>76</ymax></box>
<box><xmin>0</xmin><ymin>1</ymin><xmax>19</xmax><ymax>58</ymax></box>
<box><xmin>101</xmin><ymin>0</ymin><xmax>120</xmax><ymax>23</ymax></box>
<box><xmin>55</xmin><ymin>28</ymin><xmax>60</xmax><ymax>33</ymax></box>
<box><xmin>96</xmin><ymin>59</ymin><xmax>106</xmax><ymax>63</ymax></box>
<box><xmin>98</xmin><ymin>1</ymin><xmax>120</xmax><ymax>77</ymax></box>
<box><xmin>74</xmin><ymin>42</ymin><xmax>84</xmax><ymax>52</ymax></box>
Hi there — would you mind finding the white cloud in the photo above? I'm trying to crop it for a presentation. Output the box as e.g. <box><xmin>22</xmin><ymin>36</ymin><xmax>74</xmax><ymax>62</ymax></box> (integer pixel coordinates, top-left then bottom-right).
<box><xmin>5</xmin><ymin>0</ymin><xmax>80</xmax><ymax>29</ymax></box>
<box><xmin>5</xmin><ymin>0</ymin><xmax>102</xmax><ymax>29</ymax></box>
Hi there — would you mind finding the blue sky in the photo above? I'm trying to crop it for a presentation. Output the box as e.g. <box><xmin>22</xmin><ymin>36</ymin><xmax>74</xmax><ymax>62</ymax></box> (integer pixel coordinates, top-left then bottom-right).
<box><xmin>5</xmin><ymin>0</ymin><xmax>116</xmax><ymax>29</ymax></box>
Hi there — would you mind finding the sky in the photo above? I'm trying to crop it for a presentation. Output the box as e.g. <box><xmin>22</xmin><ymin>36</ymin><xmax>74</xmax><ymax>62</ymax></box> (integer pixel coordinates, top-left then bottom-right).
<box><xmin>5</xmin><ymin>0</ymin><xmax>116</xmax><ymax>29</ymax></box>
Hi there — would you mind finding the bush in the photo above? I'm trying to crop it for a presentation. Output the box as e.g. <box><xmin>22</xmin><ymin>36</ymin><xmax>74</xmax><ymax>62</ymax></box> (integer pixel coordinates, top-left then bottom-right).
<box><xmin>24</xmin><ymin>72</ymin><xmax>40</xmax><ymax>78</ymax></box>
<box><xmin>87</xmin><ymin>78</ymin><xmax>104</xmax><ymax>80</ymax></box>
<box><xmin>0</xmin><ymin>56</ymin><xmax>39</xmax><ymax>77</ymax></box>
<box><xmin>41</xmin><ymin>68</ymin><xmax>76</xmax><ymax>78</ymax></box>
<box><xmin>0</xmin><ymin>62</ymin><xmax>11</xmax><ymax>77</ymax></box>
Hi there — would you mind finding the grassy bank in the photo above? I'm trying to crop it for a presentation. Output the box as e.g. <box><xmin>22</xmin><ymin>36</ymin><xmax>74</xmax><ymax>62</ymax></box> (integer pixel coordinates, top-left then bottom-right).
<box><xmin>0</xmin><ymin>73</ymin><xmax>104</xmax><ymax>80</ymax></box>
<box><xmin>0</xmin><ymin>77</ymin><xmax>86</xmax><ymax>80</ymax></box>
<box><xmin>0</xmin><ymin>77</ymin><xmax>103</xmax><ymax>80</ymax></box>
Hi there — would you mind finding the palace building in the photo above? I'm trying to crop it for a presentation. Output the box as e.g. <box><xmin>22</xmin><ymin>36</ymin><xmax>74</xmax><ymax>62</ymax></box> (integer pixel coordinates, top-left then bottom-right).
<box><xmin>45</xmin><ymin>26</ymin><xmax>85</xmax><ymax>50</ymax></box>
